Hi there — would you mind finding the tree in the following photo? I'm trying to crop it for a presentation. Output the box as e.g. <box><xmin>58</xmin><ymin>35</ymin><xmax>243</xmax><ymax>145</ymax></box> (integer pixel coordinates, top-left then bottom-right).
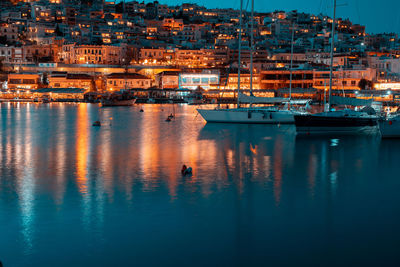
<box><xmin>358</xmin><ymin>78</ymin><xmax>373</xmax><ymax>90</ymax></box>
<box><xmin>55</xmin><ymin>24</ymin><xmax>63</xmax><ymax>37</ymax></box>
<box><xmin>90</xmin><ymin>78</ymin><xmax>97</xmax><ymax>91</ymax></box>
<box><xmin>0</xmin><ymin>57</ymin><xmax>4</xmax><ymax>73</ymax></box>
<box><xmin>42</xmin><ymin>72</ymin><xmax>49</xmax><ymax>85</ymax></box>
<box><xmin>0</xmin><ymin>36</ymin><xmax>7</xmax><ymax>45</ymax></box>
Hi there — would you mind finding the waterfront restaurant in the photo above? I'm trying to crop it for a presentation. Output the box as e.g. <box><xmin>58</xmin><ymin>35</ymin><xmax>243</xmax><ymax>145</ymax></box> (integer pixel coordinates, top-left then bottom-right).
<box><xmin>179</xmin><ymin>73</ymin><xmax>219</xmax><ymax>90</ymax></box>
<box><xmin>7</xmin><ymin>73</ymin><xmax>40</xmax><ymax>90</ymax></box>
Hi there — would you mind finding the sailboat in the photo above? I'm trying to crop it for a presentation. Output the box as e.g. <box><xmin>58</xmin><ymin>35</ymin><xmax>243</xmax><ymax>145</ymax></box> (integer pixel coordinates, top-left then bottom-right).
<box><xmin>293</xmin><ymin>0</ymin><xmax>379</xmax><ymax>135</ymax></box>
<box><xmin>197</xmin><ymin>0</ymin><xmax>300</xmax><ymax>124</ymax></box>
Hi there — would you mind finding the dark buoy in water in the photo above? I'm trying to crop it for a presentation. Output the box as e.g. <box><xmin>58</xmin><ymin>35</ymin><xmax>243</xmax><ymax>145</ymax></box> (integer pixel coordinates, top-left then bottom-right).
<box><xmin>166</xmin><ymin>117</ymin><xmax>171</xmax><ymax>122</ymax></box>
<box><xmin>92</xmin><ymin>121</ymin><xmax>101</xmax><ymax>127</ymax></box>
<box><xmin>181</xmin><ymin>165</ymin><xmax>192</xmax><ymax>175</ymax></box>
<box><xmin>140</xmin><ymin>108</ymin><xmax>144</xmax><ymax>112</ymax></box>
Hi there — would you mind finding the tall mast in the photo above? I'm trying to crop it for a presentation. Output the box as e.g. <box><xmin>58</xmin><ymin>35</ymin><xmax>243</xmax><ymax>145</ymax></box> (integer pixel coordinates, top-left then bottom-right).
<box><xmin>289</xmin><ymin>21</ymin><xmax>295</xmax><ymax>102</ymax></box>
<box><xmin>249</xmin><ymin>0</ymin><xmax>254</xmax><ymax>94</ymax></box>
<box><xmin>328</xmin><ymin>0</ymin><xmax>336</xmax><ymax>111</ymax></box>
<box><xmin>237</xmin><ymin>0</ymin><xmax>243</xmax><ymax>108</ymax></box>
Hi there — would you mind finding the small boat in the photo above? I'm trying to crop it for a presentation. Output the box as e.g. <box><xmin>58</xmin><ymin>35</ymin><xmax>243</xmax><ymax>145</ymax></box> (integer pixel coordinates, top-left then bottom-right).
<box><xmin>92</xmin><ymin>121</ymin><xmax>101</xmax><ymax>126</ymax></box>
<box><xmin>379</xmin><ymin>114</ymin><xmax>400</xmax><ymax>138</ymax></box>
<box><xmin>100</xmin><ymin>98</ymin><xmax>136</xmax><ymax>107</ymax></box>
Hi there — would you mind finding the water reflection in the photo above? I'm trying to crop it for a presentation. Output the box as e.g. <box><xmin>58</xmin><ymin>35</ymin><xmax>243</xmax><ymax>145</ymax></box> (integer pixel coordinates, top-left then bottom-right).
<box><xmin>1</xmin><ymin>103</ymin><xmax>400</xmax><ymax>266</ymax></box>
<box><xmin>294</xmin><ymin>135</ymin><xmax>381</xmax><ymax>197</ymax></box>
<box><xmin>198</xmin><ymin>123</ymin><xmax>296</xmax><ymax>201</ymax></box>
<box><xmin>18</xmin><ymin>105</ymin><xmax>35</xmax><ymax>254</ymax></box>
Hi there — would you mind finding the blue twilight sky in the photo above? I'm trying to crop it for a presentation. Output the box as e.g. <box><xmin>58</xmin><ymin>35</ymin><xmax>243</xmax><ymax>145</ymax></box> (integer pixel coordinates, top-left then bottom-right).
<box><xmin>133</xmin><ymin>0</ymin><xmax>400</xmax><ymax>34</ymax></box>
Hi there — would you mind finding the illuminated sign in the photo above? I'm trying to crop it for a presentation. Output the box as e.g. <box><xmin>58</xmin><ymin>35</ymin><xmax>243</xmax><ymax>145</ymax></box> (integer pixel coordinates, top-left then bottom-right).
<box><xmin>374</xmin><ymin>83</ymin><xmax>400</xmax><ymax>90</ymax></box>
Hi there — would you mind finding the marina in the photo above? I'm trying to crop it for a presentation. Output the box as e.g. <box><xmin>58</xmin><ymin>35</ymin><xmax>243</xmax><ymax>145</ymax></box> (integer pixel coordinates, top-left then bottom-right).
<box><xmin>1</xmin><ymin>0</ymin><xmax>400</xmax><ymax>265</ymax></box>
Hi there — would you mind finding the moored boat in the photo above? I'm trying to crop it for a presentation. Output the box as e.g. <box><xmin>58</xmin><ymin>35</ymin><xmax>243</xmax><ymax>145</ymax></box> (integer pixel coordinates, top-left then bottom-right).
<box><xmin>379</xmin><ymin>114</ymin><xmax>400</xmax><ymax>138</ymax></box>
<box><xmin>294</xmin><ymin>109</ymin><xmax>379</xmax><ymax>135</ymax></box>
<box><xmin>100</xmin><ymin>98</ymin><xmax>136</xmax><ymax>107</ymax></box>
<box><xmin>198</xmin><ymin>107</ymin><xmax>297</xmax><ymax>124</ymax></box>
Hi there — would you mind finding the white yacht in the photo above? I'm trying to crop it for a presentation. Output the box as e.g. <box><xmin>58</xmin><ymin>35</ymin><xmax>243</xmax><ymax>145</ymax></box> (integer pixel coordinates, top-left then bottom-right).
<box><xmin>197</xmin><ymin>0</ymin><xmax>305</xmax><ymax>125</ymax></box>
<box><xmin>197</xmin><ymin>107</ymin><xmax>297</xmax><ymax>124</ymax></box>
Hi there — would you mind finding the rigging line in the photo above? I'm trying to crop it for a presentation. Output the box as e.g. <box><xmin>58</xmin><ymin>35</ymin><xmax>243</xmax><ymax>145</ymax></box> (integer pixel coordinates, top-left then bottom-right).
<box><xmin>319</xmin><ymin>0</ymin><xmax>323</xmax><ymax>14</ymax></box>
<box><xmin>245</xmin><ymin>0</ymin><xmax>250</xmax><ymax>12</ymax></box>
<box><xmin>397</xmin><ymin>8</ymin><xmax>400</xmax><ymax>34</ymax></box>
<box><xmin>355</xmin><ymin>0</ymin><xmax>361</xmax><ymax>25</ymax></box>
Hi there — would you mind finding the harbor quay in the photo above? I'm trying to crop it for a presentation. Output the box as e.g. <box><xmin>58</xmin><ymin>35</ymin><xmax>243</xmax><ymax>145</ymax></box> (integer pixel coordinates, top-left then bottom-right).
<box><xmin>1</xmin><ymin>64</ymin><xmax>400</xmax><ymax>104</ymax></box>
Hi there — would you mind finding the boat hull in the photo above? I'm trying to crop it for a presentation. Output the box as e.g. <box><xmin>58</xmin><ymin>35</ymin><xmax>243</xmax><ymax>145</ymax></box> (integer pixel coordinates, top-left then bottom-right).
<box><xmin>100</xmin><ymin>99</ymin><xmax>136</xmax><ymax>107</ymax></box>
<box><xmin>379</xmin><ymin>116</ymin><xmax>400</xmax><ymax>138</ymax></box>
<box><xmin>294</xmin><ymin>114</ymin><xmax>378</xmax><ymax>135</ymax></box>
<box><xmin>197</xmin><ymin>108</ymin><xmax>295</xmax><ymax>124</ymax></box>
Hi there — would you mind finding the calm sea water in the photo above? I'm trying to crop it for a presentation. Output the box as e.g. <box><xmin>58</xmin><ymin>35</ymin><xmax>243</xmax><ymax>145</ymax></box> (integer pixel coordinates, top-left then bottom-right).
<box><xmin>1</xmin><ymin>103</ymin><xmax>400</xmax><ymax>266</ymax></box>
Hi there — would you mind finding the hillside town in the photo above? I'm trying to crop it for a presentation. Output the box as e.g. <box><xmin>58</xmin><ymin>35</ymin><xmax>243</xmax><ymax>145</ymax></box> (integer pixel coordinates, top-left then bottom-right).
<box><xmin>1</xmin><ymin>0</ymin><xmax>400</xmax><ymax>102</ymax></box>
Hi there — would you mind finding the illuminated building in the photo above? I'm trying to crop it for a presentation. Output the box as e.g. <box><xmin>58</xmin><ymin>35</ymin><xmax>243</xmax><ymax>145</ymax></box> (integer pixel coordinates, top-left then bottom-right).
<box><xmin>217</xmin><ymin>73</ymin><xmax>261</xmax><ymax>90</ymax></box>
<box><xmin>139</xmin><ymin>48</ymin><xmax>165</xmax><ymax>62</ymax></box>
<box><xmin>106</xmin><ymin>73</ymin><xmax>152</xmax><ymax>91</ymax></box>
<box><xmin>61</xmin><ymin>44</ymin><xmax>127</xmax><ymax>65</ymax></box>
<box><xmin>0</xmin><ymin>46</ymin><xmax>23</xmax><ymax>64</ymax></box>
<box><xmin>0</xmin><ymin>23</ymin><xmax>18</xmax><ymax>41</ymax></box>
<box><xmin>155</xmin><ymin>71</ymin><xmax>179</xmax><ymax>89</ymax></box>
<box><xmin>260</xmin><ymin>69</ymin><xmax>313</xmax><ymax>90</ymax></box>
<box><xmin>313</xmin><ymin>68</ymin><xmax>376</xmax><ymax>90</ymax></box>
<box><xmin>48</xmin><ymin>73</ymin><xmax>93</xmax><ymax>90</ymax></box>
<box><xmin>7</xmin><ymin>73</ymin><xmax>40</xmax><ymax>90</ymax></box>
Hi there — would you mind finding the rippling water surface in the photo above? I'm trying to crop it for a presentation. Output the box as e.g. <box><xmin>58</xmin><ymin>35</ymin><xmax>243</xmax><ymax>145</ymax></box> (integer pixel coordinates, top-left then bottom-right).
<box><xmin>1</xmin><ymin>103</ymin><xmax>400</xmax><ymax>266</ymax></box>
